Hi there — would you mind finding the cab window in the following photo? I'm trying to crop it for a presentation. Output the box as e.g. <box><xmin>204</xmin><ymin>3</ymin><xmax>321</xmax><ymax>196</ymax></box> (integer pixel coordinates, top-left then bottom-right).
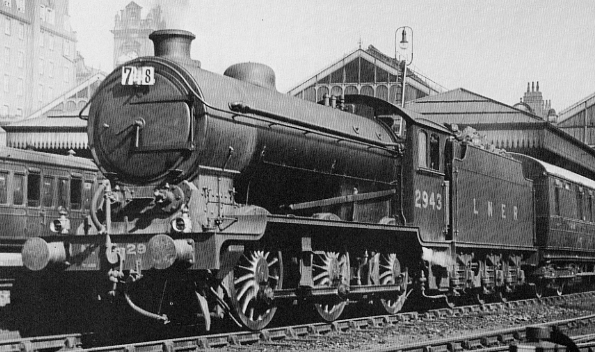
<box><xmin>418</xmin><ymin>130</ymin><xmax>441</xmax><ymax>171</ymax></box>
<box><xmin>429</xmin><ymin>133</ymin><xmax>440</xmax><ymax>171</ymax></box>
<box><xmin>418</xmin><ymin>131</ymin><xmax>427</xmax><ymax>168</ymax></box>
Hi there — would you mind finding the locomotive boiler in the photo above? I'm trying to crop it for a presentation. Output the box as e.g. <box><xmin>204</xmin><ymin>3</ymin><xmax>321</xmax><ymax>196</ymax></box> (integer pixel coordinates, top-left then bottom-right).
<box><xmin>19</xmin><ymin>29</ymin><xmax>595</xmax><ymax>337</ymax></box>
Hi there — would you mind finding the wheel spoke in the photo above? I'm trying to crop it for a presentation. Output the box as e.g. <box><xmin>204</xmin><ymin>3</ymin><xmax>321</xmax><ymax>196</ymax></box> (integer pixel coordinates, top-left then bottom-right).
<box><xmin>234</xmin><ymin>273</ymin><xmax>255</xmax><ymax>285</ymax></box>
<box><xmin>241</xmin><ymin>290</ymin><xmax>256</xmax><ymax>313</ymax></box>
<box><xmin>312</xmin><ymin>251</ymin><xmax>349</xmax><ymax>322</ymax></box>
<box><xmin>376</xmin><ymin>253</ymin><xmax>407</xmax><ymax>315</ymax></box>
<box><xmin>313</xmin><ymin>272</ymin><xmax>329</xmax><ymax>282</ymax></box>
<box><xmin>267</xmin><ymin>257</ymin><xmax>279</xmax><ymax>267</ymax></box>
<box><xmin>379</xmin><ymin>271</ymin><xmax>393</xmax><ymax>280</ymax></box>
<box><xmin>236</xmin><ymin>280</ymin><xmax>255</xmax><ymax>302</ymax></box>
<box><xmin>237</xmin><ymin>265</ymin><xmax>254</xmax><ymax>272</ymax></box>
<box><xmin>227</xmin><ymin>249</ymin><xmax>283</xmax><ymax>330</ymax></box>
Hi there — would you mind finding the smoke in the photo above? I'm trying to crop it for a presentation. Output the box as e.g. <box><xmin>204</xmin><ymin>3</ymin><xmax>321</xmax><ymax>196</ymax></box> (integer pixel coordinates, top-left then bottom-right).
<box><xmin>143</xmin><ymin>0</ymin><xmax>193</xmax><ymax>31</ymax></box>
<box><xmin>421</xmin><ymin>247</ymin><xmax>453</xmax><ymax>268</ymax></box>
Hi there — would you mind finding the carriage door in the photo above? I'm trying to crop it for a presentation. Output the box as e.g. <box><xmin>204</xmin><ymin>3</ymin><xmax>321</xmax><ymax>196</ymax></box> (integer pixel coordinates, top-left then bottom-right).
<box><xmin>25</xmin><ymin>170</ymin><xmax>43</xmax><ymax>237</ymax></box>
<box><xmin>413</xmin><ymin>129</ymin><xmax>448</xmax><ymax>242</ymax></box>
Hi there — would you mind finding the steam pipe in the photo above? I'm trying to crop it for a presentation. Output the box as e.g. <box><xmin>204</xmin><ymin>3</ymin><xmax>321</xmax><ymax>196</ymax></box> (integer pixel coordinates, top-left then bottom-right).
<box><xmin>124</xmin><ymin>286</ymin><xmax>169</xmax><ymax>324</ymax></box>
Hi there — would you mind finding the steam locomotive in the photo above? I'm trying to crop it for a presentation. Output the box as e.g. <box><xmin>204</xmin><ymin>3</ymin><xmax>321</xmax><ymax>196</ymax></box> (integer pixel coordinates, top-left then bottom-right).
<box><xmin>19</xmin><ymin>29</ymin><xmax>595</xmax><ymax>335</ymax></box>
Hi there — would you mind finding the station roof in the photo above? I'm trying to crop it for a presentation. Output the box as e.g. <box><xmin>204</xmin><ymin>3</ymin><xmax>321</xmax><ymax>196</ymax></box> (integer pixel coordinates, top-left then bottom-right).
<box><xmin>1</xmin><ymin>73</ymin><xmax>105</xmax><ymax>152</ymax></box>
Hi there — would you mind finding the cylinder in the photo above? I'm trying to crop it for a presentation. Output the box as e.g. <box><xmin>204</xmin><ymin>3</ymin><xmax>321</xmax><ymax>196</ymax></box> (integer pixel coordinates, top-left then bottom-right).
<box><xmin>21</xmin><ymin>237</ymin><xmax>67</xmax><ymax>271</ymax></box>
<box><xmin>148</xmin><ymin>234</ymin><xmax>194</xmax><ymax>270</ymax></box>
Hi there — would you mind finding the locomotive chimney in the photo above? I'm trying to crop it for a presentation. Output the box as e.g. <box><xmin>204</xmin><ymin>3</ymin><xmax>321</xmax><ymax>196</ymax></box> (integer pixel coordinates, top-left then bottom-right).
<box><xmin>149</xmin><ymin>29</ymin><xmax>200</xmax><ymax>67</ymax></box>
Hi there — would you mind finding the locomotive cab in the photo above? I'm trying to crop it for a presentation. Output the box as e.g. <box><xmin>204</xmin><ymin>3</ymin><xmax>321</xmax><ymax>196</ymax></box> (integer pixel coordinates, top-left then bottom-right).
<box><xmin>402</xmin><ymin>118</ymin><xmax>451</xmax><ymax>243</ymax></box>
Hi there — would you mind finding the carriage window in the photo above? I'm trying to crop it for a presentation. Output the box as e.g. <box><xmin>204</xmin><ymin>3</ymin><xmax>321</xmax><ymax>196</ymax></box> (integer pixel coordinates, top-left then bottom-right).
<box><xmin>418</xmin><ymin>130</ymin><xmax>427</xmax><ymax>168</ymax></box>
<box><xmin>554</xmin><ymin>186</ymin><xmax>561</xmax><ymax>216</ymax></box>
<box><xmin>0</xmin><ymin>171</ymin><xmax>7</xmax><ymax>204</ymax></box>
<box><xmin>42</xmin><ymin>176</ymin><xmax>55</xmax><ymax>207</ymax></box>
<box><xmin>14</xmin><ymin>174</ymin><xmax>24</xmax><ymax>205</ymax></box>
<box><xmin>577</xmin><ymin>190</ymin><xmax>584</xmax><ymax>221</ymax></box>
<box><xmin>429</xmin><ymin>134</ymin><xmax>440</xmax><ymax>171</ymax></box>
<box><xmin>58</xmin><ymin>178</ymin><xmax>68</xmax><ymax>208</ymax></box>
<box><xmin>27</xmin><ymin>172</ymin><xmax>41</xmax><ymax>207</ymax></box>
<box><xmin>71</xmin><ymin>177</ymin><xmax>81</xmax><ymax>209</ymax></box>
<box><xmin>82</xmin><ymin>180</ymin><xmax>93</xmax><ymax>210</ymax></box>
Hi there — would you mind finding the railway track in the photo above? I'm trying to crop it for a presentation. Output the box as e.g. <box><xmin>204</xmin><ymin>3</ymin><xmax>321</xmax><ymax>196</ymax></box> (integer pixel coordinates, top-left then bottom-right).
<box><xmin>4</xmin><ymin>291</ymin><xmax>595</xmax><ymax>352</ymax></box>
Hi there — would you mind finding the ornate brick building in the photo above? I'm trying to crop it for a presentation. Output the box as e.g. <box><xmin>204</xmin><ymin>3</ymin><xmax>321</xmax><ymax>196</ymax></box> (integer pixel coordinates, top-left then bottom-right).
<box><xmin>0</xmin><ymin>0</ymin><xmax>77</xmax><ymax>121</ymax></box>
<box><xmin>112</xmin><ymin>1</ymin><xmax>165</xmax><ymax>67</ymax></box>
<box><xmin>513</xmin><ymin>81</ymin><xmax>556</xmax><ymax>122</ymax></box>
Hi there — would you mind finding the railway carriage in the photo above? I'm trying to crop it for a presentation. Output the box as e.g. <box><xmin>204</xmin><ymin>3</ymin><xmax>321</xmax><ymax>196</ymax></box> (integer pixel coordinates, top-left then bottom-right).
<box><xmin>0</xmin><ymin>147</ymin><xmax>99</xmax><ymax>333</ymax></box>
<box><xmin>17</xmin><ymin>29</ymin><xmax>595</xmax><ymax>337</ymax></box>
<box><xmin>511</xmin><ymin>153</ymin><xmax>595</xmax><ymax>295</ymax></box>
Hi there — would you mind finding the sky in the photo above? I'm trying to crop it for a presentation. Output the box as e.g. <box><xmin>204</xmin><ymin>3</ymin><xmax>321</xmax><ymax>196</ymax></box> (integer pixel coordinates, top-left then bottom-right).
<box><xmin>70</xmin><ymin>0</ymin><xmax>595</xmax><ymax>112</ymax></box>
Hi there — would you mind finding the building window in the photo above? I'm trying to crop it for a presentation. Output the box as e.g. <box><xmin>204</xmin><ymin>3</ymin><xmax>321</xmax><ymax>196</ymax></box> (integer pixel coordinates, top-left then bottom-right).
<box><xmin>39</xmin><ymin>5</ymin><xmax>45</xmax><ymax>21</ymax></box>
<box><xmin>49</xmin><ymin>35</ymin><xmax>54</xmax><ymax>51</ymax></box>
<box><xmin>15</xmin><ymin>108</ymin><xmax>21</xmax><ymax>117</ymax></box>
<box><xmin>38</xmin><ymin>83</ymin><xmax>43</xmax><ymax>101</ymax></box>
<box><xmin>17</xmin><ymin>51</ymin><xmax>23</xmax><ymax>68</ymax></box>
<box><xmin>47</xmin><ymin>87</ymin><xmax>52</xmax><ymax>100</ymax></box>
<box><xmin>39</xmin><ymin>32</ymin><xmax>44</xmax><ymax>47</ymax></box>
<box><xmin>63</xmin><ymin>65</ymin><xmax>69</xmax><ymax>83</ymax></box>
<box><xmin>4</xmin><ymin>17</ymin><xmax>10</xmax><ymax>36</ymax></box>
<box><xmin>316</xmin><ymin>86</ymin><xmax>329</xmax><ymax>102</ymax></box>
<box><xmin>3</xmin><ymin>0</ymin><xmax>11</xmax><ymax>8</ymax></box>
<box><xmin>16</xmin><ymin>0</ymin><xmax>23</xmax><ymax>12</ymax></box>
<box><xmin>1</xmin><ymin>105</ymin><xmax>8</xmax><ymax>117</ymax></box>
<box><xmin>18</xmin><ymin>23</ymin><xmax>23</xmax><ymax>39</ymax></box>
<box><xmin>4</xmin><ymin>47</ymin><xmax>9</xmax><ymax>66</ymax></box>
<box><xmin>46</xmin><ymin>7</ymin><xmax>55</xmax><ymax>25</ymax></box>
<box><xmin>39</xmin><ymin>58</ymin><xmax>44</xmax><ymax>75</ymax></box>
<box><xmin>3</xmin><ymin>74</ymin><xmax>9</xmax><ymax>93</ymax></box>
<box><xmin>63</xmin><ymin>40</ymin><xmax>69</xmax><ymax>56</ymax></box>
<box><xmin>17</xmin><ymin>78</ymin><xmax>22</xmax><ymax>96</ymax></box>
<box><xmin>48</xmin><ymin>61</ymin><xmax>53</xmax><ymax>77</ymax></box>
